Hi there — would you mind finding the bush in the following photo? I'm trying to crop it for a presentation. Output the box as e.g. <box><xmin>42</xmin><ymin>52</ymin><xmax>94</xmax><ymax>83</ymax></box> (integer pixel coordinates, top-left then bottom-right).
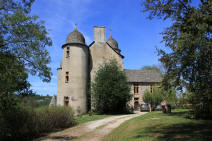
<box><xmin>35</xmin><ymin>106</ymin><xmax>75</xmax><ymax>132</ymax></box>
<box><xmin>188</xmin><ymin>92</ymin><xmax>212</xmax><ymax>119</ymax></box>
<box><xmin>0</xmin><ymin>106</ymin><xmax>75</xmax><ymax>141</ymax></box>
<box><xmin>92</xmin><ymin>59</ymin><xmax>131</xmax><ymax>114</ymax></box>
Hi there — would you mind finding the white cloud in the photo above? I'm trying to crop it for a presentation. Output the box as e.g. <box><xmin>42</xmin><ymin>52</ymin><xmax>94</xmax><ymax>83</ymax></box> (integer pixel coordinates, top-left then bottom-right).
<box><xmin>84</xmin><ymin>34</ymin><xmax>92</xmax><ymax>45</ymax></box>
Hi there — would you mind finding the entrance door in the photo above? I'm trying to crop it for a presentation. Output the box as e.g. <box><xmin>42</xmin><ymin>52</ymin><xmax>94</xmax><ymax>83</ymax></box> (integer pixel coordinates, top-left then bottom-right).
<box><xmin>134</xmin><ymin>101</ymin><xmax>140</xmax><ymax>111</ymax></box>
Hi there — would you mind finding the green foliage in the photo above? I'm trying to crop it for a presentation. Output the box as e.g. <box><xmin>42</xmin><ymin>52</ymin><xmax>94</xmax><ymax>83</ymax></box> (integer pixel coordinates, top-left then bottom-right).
<box><xmin>141</xmin><ymin>65</ymin><xmax>163</xmax><ymax>75</ymax></box>
<box><xmin>0</xmin><ymin>52</ymin><xmax>29</xmax><ymax>111</ymax></box>
<box><xmin>18</xmin><ymin>94</ymin><xmax>52</xmax><ymax>108</ymax></box>
<box><xmin>143</xmin><ymin>90</ymin><xmax>152</xmax><ymax>105</ymax></box>
<box><xmin>0</xmin><ymin>52</ymin><xmax>29</xmax><ymax>95</ymax></box>
<box><xmin>165</xmin><ymin>89</ymin><xmax>177</xmax><ymax>106</ymax></box>
<box><xmin>0</xmin><ymin>106</ymin><xmax>75</xmax><ymax>141</ymax></box>
<box><xmin>0</xmin><ymin>0</ymin><xmax>52</xmax><ymax>121</ymax></box>
<box><xmin>142</xmin><ymin>0</ymin><xmax>212</xmax><ymax>118</ymax></box>
<box><xmin>176</xmin><ymin>92</ymin><xmax>190</xmax><ymax>108</ymax></box>
<box><xmin>92</xmin><ymin>59</ymin><xmax>131</xmax><ymax>114</ymax></box>
<box><xmin>1</xmin><ymin>0</ymin><xmax>52</xmax><ymax>82</ymax></box>
<box><xmin>143</xmin><ymin>86</ymin><xmax>163</xmax><ymax>111</ymax></box>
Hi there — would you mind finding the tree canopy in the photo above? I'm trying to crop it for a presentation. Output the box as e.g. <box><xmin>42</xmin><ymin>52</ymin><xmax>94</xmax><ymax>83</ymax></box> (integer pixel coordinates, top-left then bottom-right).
<box><xmin>141</xmin><ymin>65</ymin><xmax>161</xmax><ymax>72</ymax></box>
<box><xmin>0</xmin><ymin>0</ymin><xmax>52</xmax><ymax>82</ymax></box>
<box><xmin>92</xmin><ymin>59</ymin><xmax>131</xmax><ymax>114</ymax></box>
<box><xmin>142</xmin><ymin>0</ymin><xmax>212</xmax><ymax>118</ymax></box>
<box><xmin>0</xmin><ymin>0</ymin><xmax>52</xmax><ymax>110</ymax></box>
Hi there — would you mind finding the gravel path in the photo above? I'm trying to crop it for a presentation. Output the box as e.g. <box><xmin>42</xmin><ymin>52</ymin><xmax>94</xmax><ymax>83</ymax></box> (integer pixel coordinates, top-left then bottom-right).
<box><xmin>36</xmin><ymin>112</ymin><xmax>147</xmax><ymax>141</ymax></box>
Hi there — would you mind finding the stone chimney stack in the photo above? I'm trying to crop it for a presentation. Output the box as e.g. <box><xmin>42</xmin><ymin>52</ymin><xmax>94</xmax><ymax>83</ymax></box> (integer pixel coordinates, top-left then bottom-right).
<box><xmin>94</xmin><ymin>26</ymin><xmax>106</xmax><ymax>42</ymax></box>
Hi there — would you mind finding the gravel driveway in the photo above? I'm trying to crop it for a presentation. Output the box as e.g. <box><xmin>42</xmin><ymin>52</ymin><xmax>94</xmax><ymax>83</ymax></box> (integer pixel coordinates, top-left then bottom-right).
<box><xmin>36</xmin><ymin>112</ymin><xmax>147</xmax><ymax>141</ymax></box>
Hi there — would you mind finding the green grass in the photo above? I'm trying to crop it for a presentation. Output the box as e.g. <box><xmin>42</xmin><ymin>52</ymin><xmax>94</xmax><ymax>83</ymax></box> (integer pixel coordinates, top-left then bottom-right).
<box><xmin>75</xmin><ymin>114</ymin><xmax>112</xmax><ymax>124</ymax></box>
<box><xmin>104</xmin><ymin>109</ymin><xmax>212</xmax><ymax>141</ymax></box>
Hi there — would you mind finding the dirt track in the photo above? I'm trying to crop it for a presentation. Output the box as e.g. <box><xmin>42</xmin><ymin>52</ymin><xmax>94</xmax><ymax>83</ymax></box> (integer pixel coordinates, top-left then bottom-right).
<box><xmin>36</xmin><ymin>112</ymin><xmax>147</xmax><ymax>141</ymax></box>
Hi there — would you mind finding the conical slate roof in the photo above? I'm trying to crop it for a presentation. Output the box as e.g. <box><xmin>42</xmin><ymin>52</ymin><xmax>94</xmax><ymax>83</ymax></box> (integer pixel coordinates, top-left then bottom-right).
<box><xmin>66</xmin><ymin>28</ymin><xmax>85</xmax><ymax>44</ymax></box>
<box><xmin>107</xmin><ymin>35</ymin><xmax>118</xmax><ymax>49</ymax></box>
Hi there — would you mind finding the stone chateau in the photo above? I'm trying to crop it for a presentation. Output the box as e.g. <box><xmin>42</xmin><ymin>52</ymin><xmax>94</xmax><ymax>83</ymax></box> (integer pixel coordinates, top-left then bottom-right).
<box><xmin>50</xmin><ymin>26</ymin><xmax>162</xmax><ymax>115</ymax></box>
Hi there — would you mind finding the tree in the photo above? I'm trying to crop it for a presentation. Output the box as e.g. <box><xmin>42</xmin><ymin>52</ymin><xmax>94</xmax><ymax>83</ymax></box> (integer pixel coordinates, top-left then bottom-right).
<box><xmin>0</xmin><ymin>1</ymin><xmax>52</xmax><ymax>139</ymax></box>
<box><xmin>141</xmin><ymin>65</ymin><xmax>162</xmax><ymax>74</ymax></box>
<box><xmin>0</xmin><ymin>0</ymin><xmax>52</xmax><ymax>111</ymax></box>
<box><xmin>143</xmin><ymin>86</ymin><xmax>163</xmax><ymax>112</ymax></box>
<box><xmin>0</xmin><ymin>52</ymin><xmax>29</xmax><ymax>110</ymax></box>
<box><xmin>142</xmin><ymin>0</ymin><xmax>212</xmax><ymax>118</ymax></box>
<box><xmin>0</xmin><ymin>0</ymin><xmax>52</xmax><ymax>82</ymax></box>
<box><xmin>165</xmin><ymin>89</ymin><xmax>177</xmax><ymax>106</ymax></box>
<box><xmin>92</xmin><ymin>59</ymin><xmax>131</xmax><ymax>114</ymax></box>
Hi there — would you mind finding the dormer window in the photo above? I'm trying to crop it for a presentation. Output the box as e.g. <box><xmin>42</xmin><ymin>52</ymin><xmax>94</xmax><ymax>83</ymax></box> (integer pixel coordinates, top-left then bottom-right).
<box><xmin>66</xmin><ymin>47</ymin><xmax>70</xmax><ymax>57</ymax></box>
<box><xmin>65</xmin><ymin>72</ymin><xmax>69</xmax><ymax>83</ymax></box>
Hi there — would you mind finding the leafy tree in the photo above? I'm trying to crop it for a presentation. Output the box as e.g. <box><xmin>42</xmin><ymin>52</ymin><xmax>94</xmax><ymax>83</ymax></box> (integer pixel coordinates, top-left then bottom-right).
<box><xmin>177</xmin><ymin>92</ymin><xmax>190</xmax><ymax>108</ymax></box>
<box><xmin>0</xmin><ymin>0</ymin><xmax>52</xmax><ymax>106</ymax></box>
<box><xmin>92</xmin><ymin>59</ymin><xmax>131</xmax><ymax>114</ymax></box>
<box><xmin>141</xmin><ymin>65</ymin><xmax>163</xmax><ymax>74</ymax></box>
<box><xmin>164</xmin><ymin>89</ymin><xmax>177</xmax><ymax>106</ymax></box>
<box><xmin>143</xmin><ymin>86</ymin><xmax>163</xmax><ymax>112</ymax></box>
<box><xmin>142</xmin><ymin>0</ymin><xmax>212</xmax><ymax>118</ymax></box>
<box><xmin>0</xmin><ymin>1</ymin><xmax>53</xmax><ymax>137</ymax></box>
<box><xmin>1</xmin><ymin>0</ymin><xmax>52</xmax><ymax>82</ymax></box>
<box><xmin>0</xmin><ymin>52</ymin><xmax>29</xmax><ymax>111</ymax></box>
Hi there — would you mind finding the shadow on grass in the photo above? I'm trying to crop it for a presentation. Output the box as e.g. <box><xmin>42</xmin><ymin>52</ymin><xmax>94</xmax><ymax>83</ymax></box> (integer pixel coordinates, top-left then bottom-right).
<box><xmin>36</xmin><ymin>135</ymin><xmax>77</xmax><ymax>141</ymax></box>
<box><xmin>166</xmin><ymin>110</ymin><xmax>189</xmax><ymax>117</ymax></box>
<box><xmin>134</xmin><ymin>121</ymin><xmax>212</xmax><ymax>141</ymax></box>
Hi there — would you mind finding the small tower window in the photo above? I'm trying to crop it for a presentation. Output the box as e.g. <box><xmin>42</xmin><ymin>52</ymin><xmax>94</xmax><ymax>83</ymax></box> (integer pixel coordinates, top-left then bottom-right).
<box><xmin>150</xmin><ymin>85</ymin><xmax>153</xmax><ymax>93</ymax></box>
<box><xmin>65</xmin><ymin>72</ymin><xmax>69</xmax><ymax>83</ymax></box>
<box><xmin>66</xmin><ymin>47</ymin><xmax>70</xmax><ymax>57</ymax></box>
<box><xmin>134</xmin><ymin>83</ymin><xmax>139</xmax><ymax>94</ymax></box>
<box><xmin>64</xmin><ymin>96</ymin><xmax>69</xmax><ymax>106</ymax></box>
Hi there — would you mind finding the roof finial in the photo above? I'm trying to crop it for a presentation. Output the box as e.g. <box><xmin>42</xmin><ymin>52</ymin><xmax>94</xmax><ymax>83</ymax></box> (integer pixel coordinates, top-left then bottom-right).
<box><xmin>74</xmin><ymin>23</ymin><xmax>78</xmax><ymax>30</ymax></box>
<box><xmin>109</xmin><ymin>27</ymin><xmax>112</xmax><ymax>39</ymax></box>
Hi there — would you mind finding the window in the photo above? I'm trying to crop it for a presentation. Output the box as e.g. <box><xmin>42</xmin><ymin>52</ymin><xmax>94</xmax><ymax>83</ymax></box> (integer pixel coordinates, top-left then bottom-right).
<box><xmin>64</xmin><ymin>96</ymin><xmax>69</xmax><ymax>106</ymax></box>
<box><xmin>134</xmin><ymin>83</ymin><xmax>139</xmax><ymax>94</ymax></box>
<box><xmin>134</xmin><ymin>98</ymin><xmax>139</xmax><ymax>101</ymax></box>
<box><xmin>65</xmin><ymin>72</ymin><xmax>69</xmax><ymax>83</ymax></box>
<box><xmin>66</xmin><ymin>46</ymin><xmax>70</xmax><ymax>57</ymax></box>
<box><xmin>150</xmin><ymin>85</ymin><xmax>153</xmax><ymax>93</ymax></box>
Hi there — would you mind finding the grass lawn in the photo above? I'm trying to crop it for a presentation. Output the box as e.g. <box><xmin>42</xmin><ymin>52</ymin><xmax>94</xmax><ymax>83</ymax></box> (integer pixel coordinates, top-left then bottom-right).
<box><xmin>104</xmin><ymin>109</ymin><xmax>212</xmax><ymax>141</ymax></box>
<box><xmin>75</xmin><ymin>114</ymin><xmax>112</xmax><ymax>124</ymax></box>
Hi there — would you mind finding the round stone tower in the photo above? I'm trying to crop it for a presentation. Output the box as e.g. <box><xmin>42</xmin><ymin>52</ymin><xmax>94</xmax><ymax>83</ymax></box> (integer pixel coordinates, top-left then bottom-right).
<box><xmin>57</xmin><ymin>27</ymin><xmax>89</xmax><ymax>115</ymax></box>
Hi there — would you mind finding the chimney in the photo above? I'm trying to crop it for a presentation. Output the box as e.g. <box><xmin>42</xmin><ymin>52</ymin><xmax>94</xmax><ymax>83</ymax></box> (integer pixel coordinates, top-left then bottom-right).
<box><xmin>94</xmin><ymin>26</ymin><xmax>106</xmax><ymax>42</ymax></box>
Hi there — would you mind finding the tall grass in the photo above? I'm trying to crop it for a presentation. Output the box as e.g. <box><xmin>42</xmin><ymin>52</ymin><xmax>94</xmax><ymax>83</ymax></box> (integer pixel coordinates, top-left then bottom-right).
<box><xmin>0</xmin><ymin>106</ymin><xmax>75</xmax><ymax>141</ymax></box>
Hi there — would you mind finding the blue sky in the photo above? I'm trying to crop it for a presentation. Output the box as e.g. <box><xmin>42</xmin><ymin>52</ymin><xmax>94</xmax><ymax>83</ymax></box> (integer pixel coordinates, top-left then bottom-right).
<box><xmin>28</xmin><ymin>0</ymin><xmax>172</xmax><ymax>96</ymax></box>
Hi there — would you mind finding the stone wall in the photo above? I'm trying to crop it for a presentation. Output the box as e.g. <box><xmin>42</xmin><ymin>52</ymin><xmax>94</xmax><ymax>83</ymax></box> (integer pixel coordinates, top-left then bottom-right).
<box><xmin>90</xmin><ymin>42</ymin><xmax>123</xmax><ymax>82</ymax></box>
<box><xmin>130</xmin><ymin>82</ymin><xmax>155</xmax><ymax>110</ymax></box>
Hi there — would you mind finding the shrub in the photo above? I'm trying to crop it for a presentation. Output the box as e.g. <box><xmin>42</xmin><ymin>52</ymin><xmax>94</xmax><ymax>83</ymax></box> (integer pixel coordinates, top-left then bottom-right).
<box><xmin>35</xmin><ymin>106</ymin><xmax>75</xmax><ymax>132</ymax></box>
<box><xmin>0</xmin><ymin>106</ymin><xmax>75</xmax><ymax>141</ymax></box>
<box><xmin>188</xmin><ymin>92</ymin><xmax>212</xmax><ymax>119</ymax></box>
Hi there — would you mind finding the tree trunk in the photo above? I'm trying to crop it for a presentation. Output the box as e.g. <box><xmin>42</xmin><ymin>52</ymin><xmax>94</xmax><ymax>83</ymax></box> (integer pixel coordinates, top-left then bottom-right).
<box><xmin>149</xmin><ymin>104</ymin><xmax>152</xmax><ymax>112</ymax></box>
